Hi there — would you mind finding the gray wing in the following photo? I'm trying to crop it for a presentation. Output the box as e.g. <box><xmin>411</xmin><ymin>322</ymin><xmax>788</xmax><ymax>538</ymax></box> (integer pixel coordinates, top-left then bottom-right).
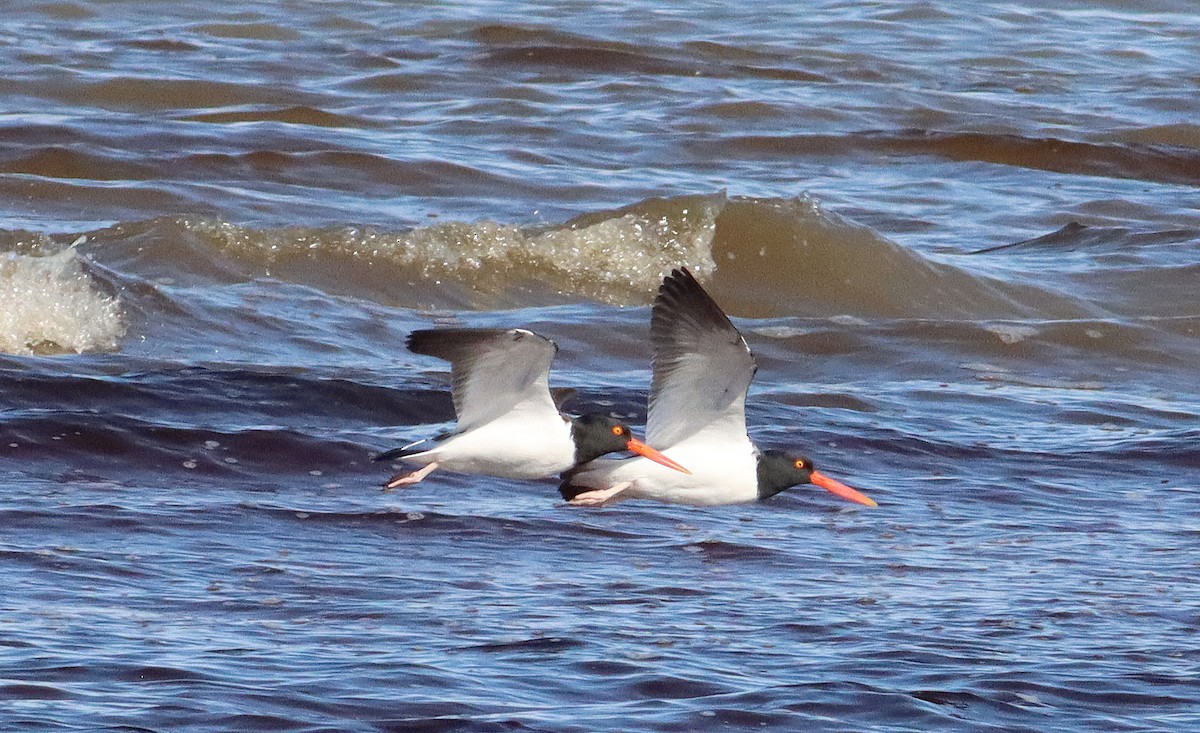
<box><xmin>646</xmin><ymin>268</ymin><xmax>756</xmax><ymax>449</ymax></box>
<box><xmin>407</xmin><ymin>328</ymin><xmax>560</xmax><ymax>431</ymax></box>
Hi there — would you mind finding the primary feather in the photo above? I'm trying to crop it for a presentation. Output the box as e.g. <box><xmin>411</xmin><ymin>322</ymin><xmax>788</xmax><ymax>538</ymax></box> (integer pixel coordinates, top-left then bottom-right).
<box><xmin>407</xmin><ymin>328</ymin><xmax>561</xmax><ymax>433</ymax></box>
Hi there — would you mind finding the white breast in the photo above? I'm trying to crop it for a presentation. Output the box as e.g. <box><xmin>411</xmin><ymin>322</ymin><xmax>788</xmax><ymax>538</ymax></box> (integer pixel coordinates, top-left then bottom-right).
<box><xmin>419</xmin><ymin>414</ymin><xmax>576</xmax><ymax>480</ymax></box>
<box><xmin>572</xmin><ymin>434</ymin><xmax>760</xmax><ymax>506</ymax></box>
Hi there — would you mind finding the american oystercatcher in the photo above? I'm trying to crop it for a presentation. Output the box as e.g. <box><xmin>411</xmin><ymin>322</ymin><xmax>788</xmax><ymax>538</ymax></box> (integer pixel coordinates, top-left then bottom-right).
<box><xmin>376</xmin><ymin>328</ymin><xmax>689</xmax><ymax>489</ymax></box>
<box><xmin>561</xmin><ymin>268</ymin><xmax>877</xmax><ymax>508</ymax></box>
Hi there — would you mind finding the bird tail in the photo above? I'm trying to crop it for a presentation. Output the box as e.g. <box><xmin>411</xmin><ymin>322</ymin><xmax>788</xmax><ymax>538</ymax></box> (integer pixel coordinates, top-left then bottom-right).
<box><xmin>557</xmin><ymin>467</ymin><xmax>590</xmax><ymax>500</ymax></box>
<box><xmin>558</xmin><ymin>481</ymin><xmax>586</xmax><ymax>501</ymax></box>
<box><xmin>372</xmin><ymin>438</ymin><xmax>432</xmax><ymax>462</ymax></box>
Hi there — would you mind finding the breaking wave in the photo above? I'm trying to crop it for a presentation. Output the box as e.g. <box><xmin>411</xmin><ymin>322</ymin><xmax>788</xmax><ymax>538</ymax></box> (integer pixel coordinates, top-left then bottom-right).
<box><xmin>0</xmin><ymin>235</ymin><xmax>125</xmax><ymax>355</ymax></box>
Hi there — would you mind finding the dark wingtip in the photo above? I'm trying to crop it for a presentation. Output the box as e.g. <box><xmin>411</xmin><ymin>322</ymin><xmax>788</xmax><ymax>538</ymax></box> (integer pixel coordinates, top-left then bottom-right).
<box><xmin>653</xmin><ymin>266</ymin><xmax>734</xmax><ymax>339</ymax></box>
<box><xmin>656</xmin><ymin>266</ymin><xmax>711</xmax><ymax>311</ymax></box>
<box><xmin>659</xmin><ymin>266</ymin><xmax>698</xmax><ymax>296</ymax></box>
<box><xmin>406</xmin><ymin>327</ymin><xmax>555</xmax><ymax>359</ymax></box>
<box><xmin>405</xmin><ymin>329</ymin><xmax>439</xmax><ymax>356</ymax></box>
<box><xmin>406</xmin><ymin>327</ymin><xmax>489</xmax><ymax>359</ymax></box>
<box><xmin>407</xmin><ymin>328</ymin><xmax>478</xmax><ymax>357</ymax></box>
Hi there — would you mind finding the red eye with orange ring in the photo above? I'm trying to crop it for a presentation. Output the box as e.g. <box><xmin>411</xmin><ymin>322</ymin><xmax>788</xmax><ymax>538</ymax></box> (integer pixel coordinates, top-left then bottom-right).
<box><xmin>794</xmin><ymin>459</ymin><xmax>807</xmax><ymax>470</ymax></box>
<box><xmin>611</xmin><ymin>425</ymin><xmax>625</xmax><ymax>436</ymax></box>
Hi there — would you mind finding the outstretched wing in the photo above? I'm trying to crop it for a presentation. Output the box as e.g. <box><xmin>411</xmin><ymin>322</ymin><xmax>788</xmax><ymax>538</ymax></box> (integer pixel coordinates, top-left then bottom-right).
<box><xmin>407</xmin><ymin>328</ymin><xmax>560</xmax><ymax>432</ymax></box>
<box><xmin>646</xmin><ymin>268</ymin><xmax>756</xmax><ymax>449</ymax></box>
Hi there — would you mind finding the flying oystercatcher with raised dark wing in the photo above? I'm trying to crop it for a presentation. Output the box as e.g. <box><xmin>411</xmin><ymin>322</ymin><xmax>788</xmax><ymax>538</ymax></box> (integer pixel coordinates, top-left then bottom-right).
<box><xmin>561</xmin><ymin>268</ymin><xmax>877</xmax><ymax>508</ymax></box>
<box><xmin>375</xmin><ymin>328</ymin><xmax>689</xmax><ymax>489</ymax></box>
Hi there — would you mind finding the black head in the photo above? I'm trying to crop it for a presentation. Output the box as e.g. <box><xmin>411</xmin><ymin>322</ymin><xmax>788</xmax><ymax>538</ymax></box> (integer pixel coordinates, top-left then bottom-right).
<box><xmin>567</xmin><ymin>414</ymin><xmax>692</xmax><ymax>476</ymax></box>
<box><xmin>756</xmin><ymin>450</ymin><xmax>815</xmax><ymax>499</ymax></box>
<box><xmin>756</xmin><ymin>449</ymin><xmax>877</xmax><ymax>506</ymax></box>
<box><xmin>569</xmin><ymin>414</ymin><xmax>638</xmax><ymax>465</ymax></box>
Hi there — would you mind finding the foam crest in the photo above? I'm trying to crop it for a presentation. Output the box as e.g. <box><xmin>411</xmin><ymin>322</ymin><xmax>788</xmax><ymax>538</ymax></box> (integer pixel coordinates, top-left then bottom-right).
<box><xmin>0</xmin><ymin>244</ymin><xmax>125</xmax><ymax>355</ymax></box>
<box><xmin>182</xmin><ymin>193</ymin><xmax>723</xmax><ymax>305</ymax></box>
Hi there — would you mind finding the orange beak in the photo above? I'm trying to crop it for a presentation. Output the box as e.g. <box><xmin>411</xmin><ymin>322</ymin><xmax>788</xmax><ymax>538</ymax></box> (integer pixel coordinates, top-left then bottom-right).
<box><xmin>626</xmin><ymin>437</ymin><xmax>691</xmax><ymax>474</ymax></box>
<box><xmin>810</xmin><ymin>470</ymin><xmax>878</xmax><ymax>507</ymax></box>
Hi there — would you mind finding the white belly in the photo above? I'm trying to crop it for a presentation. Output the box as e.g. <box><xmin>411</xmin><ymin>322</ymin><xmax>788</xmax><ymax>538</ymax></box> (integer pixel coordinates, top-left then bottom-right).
<box><xmin>408</xmin><ymin>415</ymin><xmax>576</xmax><ymax>480</ymax></box>
<box><xmin>571</xmin><ymin>438</ymin><xmax>760</xmax><ymax>506</ymax></box>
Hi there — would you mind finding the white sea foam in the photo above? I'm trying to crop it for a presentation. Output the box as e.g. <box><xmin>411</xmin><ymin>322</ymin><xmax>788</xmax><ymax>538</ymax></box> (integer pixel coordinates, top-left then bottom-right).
<box><xmin>984</xmin><ymin>323</ymin><xmax>1038</xmax><ymax>344</ymax></box>
<box><xmin>0</xmin><ymin>247</ymin><xmax>125</xmax><ymax>355</ymax></box>
<box><xmin>752</xmin><ymin>325</ymin><xmax>811</xmax><ymax>339</ymax></box>
<box><xmin>829</xmin><ymin>314</ymin><xmax>869</xmax><ymax>327</ymax></box>
<box><xmin>184</xmin><ymin>194</ymin><xmax>724</xmax><ymax>304</ymax></box>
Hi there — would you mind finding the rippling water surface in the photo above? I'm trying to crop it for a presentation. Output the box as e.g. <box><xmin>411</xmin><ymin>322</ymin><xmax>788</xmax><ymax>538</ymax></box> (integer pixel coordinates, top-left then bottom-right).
<box><xmin>3</xmin><ymin>2</ymin><xmax>1199</xmax><ymax>731</ymax></box>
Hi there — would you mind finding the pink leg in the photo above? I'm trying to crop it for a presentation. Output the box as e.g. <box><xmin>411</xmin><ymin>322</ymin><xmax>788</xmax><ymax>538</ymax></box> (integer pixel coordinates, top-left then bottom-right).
<box><xmin>568</xmin><ymin>481</ymin><xmax>632</xmax><ymax>507</ymax></box>
<box><xmin>383</xmin><ymin>462</ymin><xmax>439</xmax><ymax>491</ymax></box>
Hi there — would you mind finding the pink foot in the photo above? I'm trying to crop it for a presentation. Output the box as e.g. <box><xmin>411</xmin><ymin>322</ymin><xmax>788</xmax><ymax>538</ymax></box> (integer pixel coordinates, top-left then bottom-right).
<box><xmin>382</xmin><ymin>462</ymin><xmax>439</xmax><ymax>491</ymax></box>
<box><xmin>568</xmin><ymin>482</ymin><xmax>631</xmax><ymax>507</ymax></box>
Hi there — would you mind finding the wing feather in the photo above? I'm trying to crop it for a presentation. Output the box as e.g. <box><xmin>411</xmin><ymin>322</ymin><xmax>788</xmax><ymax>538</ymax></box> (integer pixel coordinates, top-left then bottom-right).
<box><xmin>646</xmin><ymin>268</ymin><xmax>756</xmax><ymax>449</ymax></box>
<box><xmin>407</xmin><ymin>328</ymin><xmax>560</xmax><ymax>432</ymax></box>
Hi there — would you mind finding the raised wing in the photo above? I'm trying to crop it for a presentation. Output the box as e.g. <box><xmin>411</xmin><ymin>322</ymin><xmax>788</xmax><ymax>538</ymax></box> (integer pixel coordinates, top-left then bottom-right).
<box><xmin>646</xmin><ymin>268</ymin><xmax>756</xmax><ymax>449</ymax></box>
<box><xmin>407</xmin><ymin>328</ymin><xmax>560</xmax><ymax>432</ymax></box>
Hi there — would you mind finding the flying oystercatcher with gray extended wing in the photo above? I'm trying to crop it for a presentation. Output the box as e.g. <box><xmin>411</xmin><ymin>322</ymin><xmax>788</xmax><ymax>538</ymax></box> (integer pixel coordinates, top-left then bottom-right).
<box><xmin>375</xmin><ymin>328</ymin><xmax>689</xmax><ymax>489</ymax></box>
<box><xmin>561</xmin><ymin>268</ymin><xmax>877</xmax><ymax>508</ymax></box>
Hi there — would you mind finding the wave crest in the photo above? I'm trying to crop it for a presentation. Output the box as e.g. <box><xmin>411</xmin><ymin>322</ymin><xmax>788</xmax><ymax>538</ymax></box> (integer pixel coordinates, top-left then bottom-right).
<box><xmin>78</xmin><ymin>192</ymin><xmax>1113</xmax><ymax>323</ymax></box>
<box><xmin>174</xmin><ymin>192</ymin><xmax>723</xmax><ymax>306</ymax></box>
<box><xmin>0</xmin><ymin>237</ymin><xmax>125</xmax><ymax>355</ymax></box>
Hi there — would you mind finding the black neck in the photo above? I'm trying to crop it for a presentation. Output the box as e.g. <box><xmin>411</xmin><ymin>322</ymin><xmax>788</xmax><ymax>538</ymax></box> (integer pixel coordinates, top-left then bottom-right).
<box><xmin>570</xmin><ymin>417</ymin><xmax>611</xmax><ymax>466</ymax></box>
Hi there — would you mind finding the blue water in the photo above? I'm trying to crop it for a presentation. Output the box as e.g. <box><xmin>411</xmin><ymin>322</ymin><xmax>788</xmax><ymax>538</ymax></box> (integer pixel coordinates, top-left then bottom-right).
<box><xmin>2</xmin><ymin>1</ymin><xmax>1199</xmax><ymax>731</ymax></box>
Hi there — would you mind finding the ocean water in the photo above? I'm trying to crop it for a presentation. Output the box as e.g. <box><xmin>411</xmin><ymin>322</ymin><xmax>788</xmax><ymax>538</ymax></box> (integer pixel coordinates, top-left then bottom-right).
<box><xmin>2</xmin><ymin>2</ymin><xmax>1199</xmax><ymax>731</ymax></box>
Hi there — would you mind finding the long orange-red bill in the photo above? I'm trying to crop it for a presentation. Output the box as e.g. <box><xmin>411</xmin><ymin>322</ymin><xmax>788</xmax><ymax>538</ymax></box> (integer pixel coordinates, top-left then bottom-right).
<box><xmin>811</xmin><ymin>470</ymin><xmax>878</xmax><ymax>507</ymax></box>
<box><xmin>626</xmin><ymin>438</ymin><xmax>691</xmax><ymax>474</ymax></box>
